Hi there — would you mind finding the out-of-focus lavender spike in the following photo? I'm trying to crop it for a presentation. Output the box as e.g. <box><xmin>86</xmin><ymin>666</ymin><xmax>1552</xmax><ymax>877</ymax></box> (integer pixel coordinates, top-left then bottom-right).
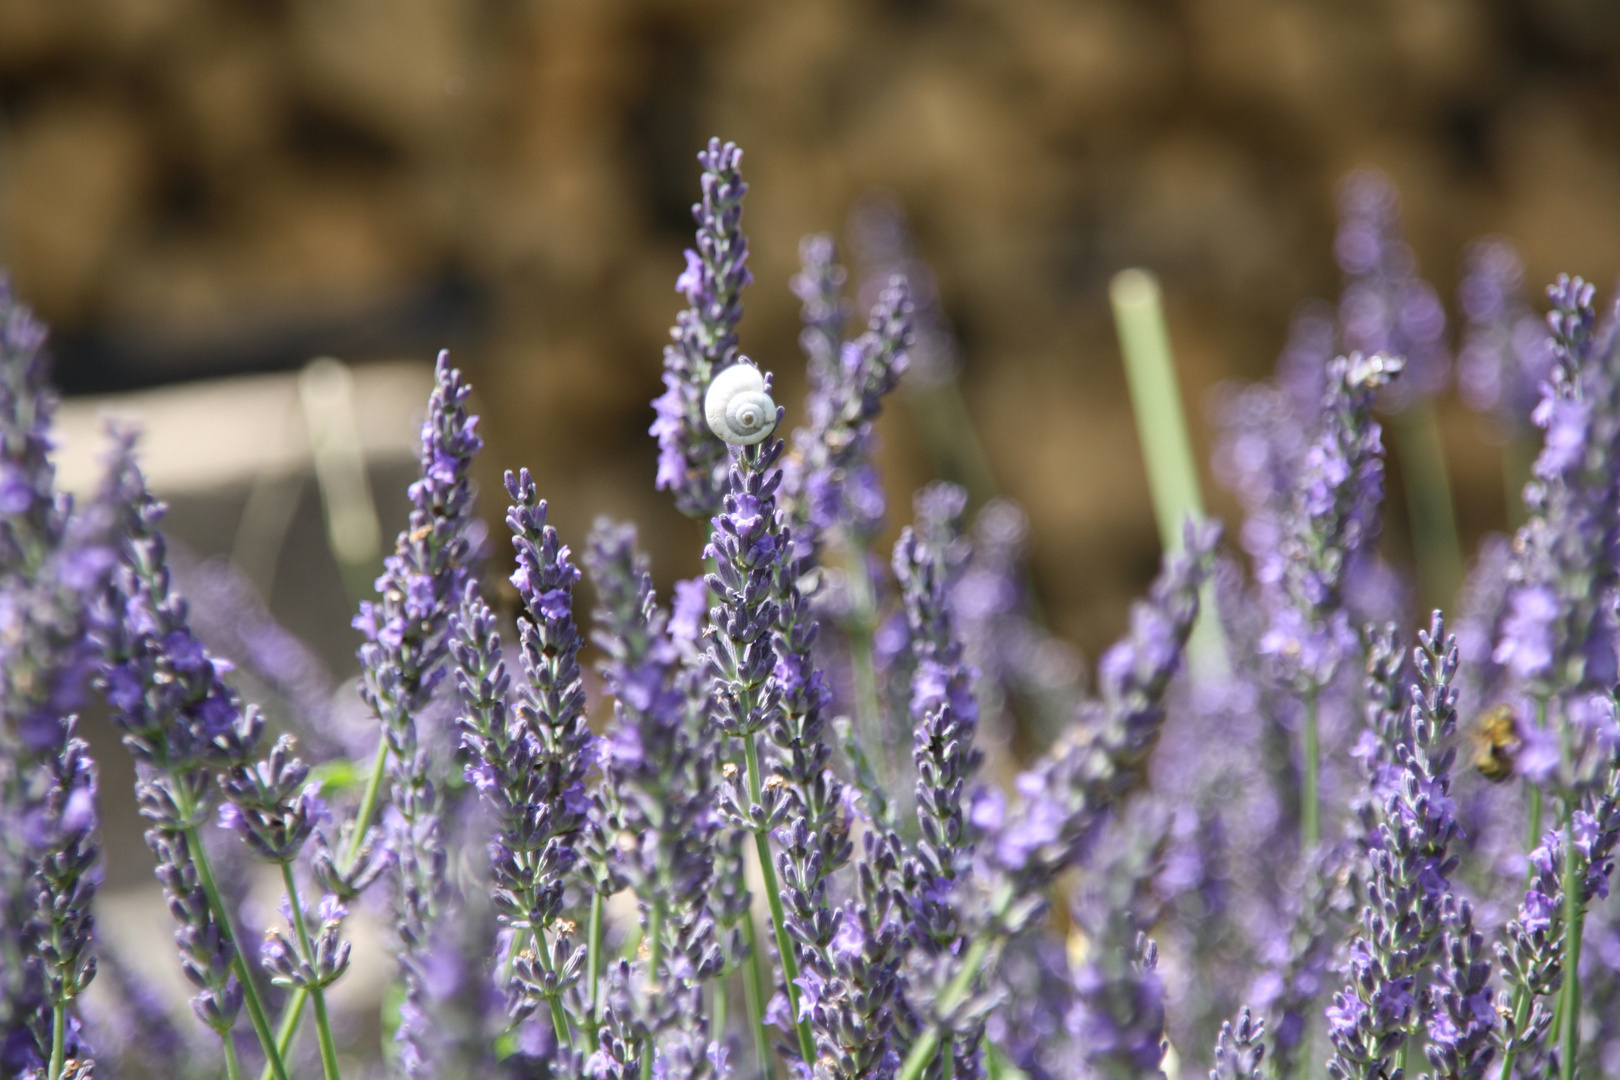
<box><xmin>953</xmin><ymin>499</ymin><xmax>1082</xmax><ymax>751</ymax></box>
<box><xmin>652</xmin><ymin>138</ymin><xmax>753</xmax><ymax>519</ymax></box>
<box><xmin>584</xmin><ymin>519</ymin><xmax>721</xmax><ymax>1059</ymax></box>
<box><xmin>1326</xmin><ymin>613</ymin><xmax>1464</xmax><ymax>1080</ymax></box>
<box><xmin>790</xmin><ymin>234</ymin><xmax>848</xmax><ymax>393</ymax></box>
<box><xmin>1247</xmin><ymin>843</ymin><xmax>1350</xmax><ymax>1080</ymax></box>
<box><xmin>1208</xmin><ymin>1008</ymin><xmax>1266</xmax><ymax>1080</ymax></box>
<box><xmin>1066</xmin><ymin>933</ymin><xmax>1168</xmax><ymax>1080</ymax></box>
<box><xmin>354</xmin><ymin>350</ymin><xmax>483</xmax><ymax>1076</ymax></box>
<box><xmin>1259</xmin><ymin>352</ymin><xmax>1401</xmax><ymax>693</ymax></box>
<box><xmin>1493</xmin><ymin>277</ymin><xmax>1620</xmax><ymax>705</ymax></box>
<box><xmin>1</xmin><ymin>286</ymin><xmax>134</xmax><ymax>1075</ymax></box>
<box><xmin>972</xmin><ymin>520</ymin><xmax>1219</xmax><ymax>907</ymax></box>
<box><xmin>1334</xmin><ymin>171</ymin><xmax>1449</xmax><ymax>410</ymax></box>
<box><xmin>849</xmin><ymin>194</ymin><xmax>959</xmax><ymax>389</ymax></box>
<box><xmin>1456</xmin><ymin>238</ymin><xmax>1554</xmax><ymax>436</ymax></box>
<box><xmin>451</xmin><ymin>471</ymin><xmax>591</xmax><ymax>1041</ymax></box>
<box><xmin>784</xmin><ymin>275</ymin><xmax>913</xmax><ymax>554</ymax></box>
<box><xmin>173</xmin><ymin>555</ymin><xmax>355</xmax><ymax>758</ymax></box>
<box><xmin>86</xmin><ymin>947</ymin><xmax>192</xmax><ymax>1077</ymax></box>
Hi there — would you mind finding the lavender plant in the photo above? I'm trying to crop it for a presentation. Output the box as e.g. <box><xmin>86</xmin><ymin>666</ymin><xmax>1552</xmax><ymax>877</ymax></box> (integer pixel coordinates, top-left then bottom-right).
<box><xmin>11</xmin><ymin>139</ymin><xmax>1620</xmax><ymax>1080</ymax></box>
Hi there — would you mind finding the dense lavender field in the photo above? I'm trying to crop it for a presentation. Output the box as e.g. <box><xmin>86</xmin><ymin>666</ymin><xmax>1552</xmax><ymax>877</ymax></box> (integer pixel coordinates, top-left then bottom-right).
<box><xmin>1</xmin><ymin>139</ymin><xmax>1617</xmax><ymax>1080</ymax></box>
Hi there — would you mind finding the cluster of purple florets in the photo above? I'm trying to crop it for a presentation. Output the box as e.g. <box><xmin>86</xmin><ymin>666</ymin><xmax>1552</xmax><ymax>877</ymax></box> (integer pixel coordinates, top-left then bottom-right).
<box><xmin>4</xmin><ymin>139</ymin><xmax>1620</xmax><ymax>1080</ymax></box>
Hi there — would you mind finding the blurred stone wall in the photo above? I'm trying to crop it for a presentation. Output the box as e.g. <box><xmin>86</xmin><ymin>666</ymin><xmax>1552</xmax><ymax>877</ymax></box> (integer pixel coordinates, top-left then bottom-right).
<box><xmin>3</xmin><ymin>0</ymin><xmax>1619</xmax><ymax>662</ymax></box>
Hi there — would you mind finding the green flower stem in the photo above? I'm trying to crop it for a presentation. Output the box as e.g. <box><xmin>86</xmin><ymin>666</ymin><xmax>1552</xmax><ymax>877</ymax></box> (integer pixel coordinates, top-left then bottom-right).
<box><xmin>280</xmin><ymin>863</ymin><xmax>342</xmax><ymax>1080</ymax></box>
<box><xmin>262</xmin><ymin>735</ymin><xmax>393</xmax><ymax>1080</ymax></box>
<box><xmin>224</xmin><ymin>1033</ymin><xmax>243</xmax><ymax>1080</ymax></box>
<box><xmin>1110</xmin><ymin>268</ymin><xmax>1227</xmax><ymax>679</ymax></box>
<box><xmin>48</xmin><ymin>1005</ymin><xmax>65</xmax><ymax>1080</ymax></box>
<box><xmin>1558</xmin><ymin>812</ymin><xmax>1583</xmax><ymax>1080</ymax></box>
<box><xmin>740</xmin><ymin>914</ymin><xmax>776</xmax><ymax>1080</ymax></box>
<box><xmin>904</xmin><ymin>380</ymin><xmax>1000</xmax><ymax>510</ymax></box>
<box><xmin>1389</xmin><ymin>404</ymin><xmax>1464</xmax><ymax>613</ymax></box>
<box><xmin>743</xmin><ymin>733</ymin><xmax>818</xmax><ymax>1067</ymax></box>
<box><xmin>895</xmin><ymin>935</ymin><xmax>992</xmax><ymax>1080</ymax></box>
<box><xmin>173</xmin><ymin>780</ymin><xmax>289</xmax><ymax>1080</ymax></box>
<box><xmin>529</xmin><ymin>929</ymin><xmax>574</xmax><ymax>1051</ymax></box>
<box><xmin>640</xmin><ymin>900</ymin><xmax>666</xmax><ymax>1080</ymax></box>
<box><xmin>586</xmin><ymin>891</ymin><xmax>605</xmax><ymax>1052</ymax></box>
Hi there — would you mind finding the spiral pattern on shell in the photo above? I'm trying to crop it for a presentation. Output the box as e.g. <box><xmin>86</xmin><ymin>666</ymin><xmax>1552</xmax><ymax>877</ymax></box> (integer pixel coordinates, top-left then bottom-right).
<box><xmin>704</xmin><ymin>361</ymin><xmax>779</xmax><ymax>446</ymax></box>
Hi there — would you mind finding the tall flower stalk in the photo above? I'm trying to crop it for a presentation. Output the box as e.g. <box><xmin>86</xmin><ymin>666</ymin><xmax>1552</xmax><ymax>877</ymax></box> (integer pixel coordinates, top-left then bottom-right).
<box><xmin>352</xmin><ymin>350</ymin><xmax>483</xmax><ymax>1076</ymax></box>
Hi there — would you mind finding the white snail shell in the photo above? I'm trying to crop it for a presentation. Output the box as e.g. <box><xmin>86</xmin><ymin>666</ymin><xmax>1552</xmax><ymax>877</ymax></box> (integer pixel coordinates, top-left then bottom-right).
<box><xmin>704</xmin><ymin>362</ymin><xmax>779</xmax><ymax>446</ymax></box>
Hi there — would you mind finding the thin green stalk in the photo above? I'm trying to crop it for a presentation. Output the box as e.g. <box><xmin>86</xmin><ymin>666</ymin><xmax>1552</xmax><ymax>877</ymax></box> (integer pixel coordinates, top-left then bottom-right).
<box><xmin>742</xmin><ymin>734</ymin><xmax>818</xmax><ymax>1066</ymax></box>
<box><xmin>904</xmin><ymin>380</ymin><xmax>1000</xmax><ymax>510</ymax></box>
<box><xmin>640</xmin><ymin>900</ymin><xmax>666</xmax><ymax>1080</ymax></box>
<box><xmin>48</xmin><ymin>1004</ymin><xmax>65</xmax><ymax>1080</ymax></box>
<box><xmin>943</xmin><ymin>1037</ymin><xmax>955</xmax><ymax>1080</ymax></box>
<box><xmin>1110</xmin><ymin>267</ymin><xmax>1228</xmax><ymax>678</ymax></box>
<box><xmin>1390</xmin><ymin>405</ymin><xmax>1464</xmax><ymax>614</ymax></box>
<box><xmin>895</xmin><ymin>936</ymin><xmax>992</xmax><ymax>1080</ymax></box>
<box><xmin>587</xmin><ymin>891</ymin><xmax>605</xmax><ymax>1052</ymax></box>
<box><xmin>173</xmin><ymin>777</ymin><xmax>289</xmax><ymax>1080</ymax></box>
<box><xmin>530</xmin><ymin>932</ymin><xmax>574</xmax><ymax>1051</ymax></box>
<box><xmin>224</xmin><ymin>1034</ymin><xmax>243</xmax><ymax>1080</ymax></box>
<box><xmin>741</xmin><ymin>915</ymin><xmax>776</xmax><ymax>1080</ymax></box>
<box><xmin>843</xmin><ymin>541</ymin><xmax>895</xmax><ymax>794</ymax></box>
<box><xmin>1302</xmin><ymin>692</ymin><xmax>1321</xmax><ymax>851</ymax></box>
<box><xmin>1558</xmin><ymin>812</ymin><xmax>1583</xmax><ymax>1080</ymax></box>
<box><xmin>281</xmin><ymin>863</ymin><xmax>342</xmax><ymax>1080</ymax></box>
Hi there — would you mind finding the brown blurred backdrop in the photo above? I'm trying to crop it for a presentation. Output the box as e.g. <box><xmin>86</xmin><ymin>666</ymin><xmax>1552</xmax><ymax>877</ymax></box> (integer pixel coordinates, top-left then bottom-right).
<box><xmin>4</xmin><ymin>0</ymin><xmax>1620</xmax><ymax>666</ymax></box>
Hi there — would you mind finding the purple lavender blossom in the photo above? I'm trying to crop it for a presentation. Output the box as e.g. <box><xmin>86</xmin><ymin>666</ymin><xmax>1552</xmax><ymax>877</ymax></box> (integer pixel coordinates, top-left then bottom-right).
<box><xmin>584</xmin><ymin>519</ymin><xmax>720</xmax><ymax>1063</ymax></box>
<box><xmin>1326</xmin><ymin>613</ymin><xmax>1464</xmax><ymax>1080</ymax></box>
<box><xmin>1456</xmin><ymin>238</ymin><xmax>1554</xmax><ymax>436</ymax></box>
<box><xmin>893</xmin><ymin>483</ymin><xmax>980</xmax><ymax>962</ymax></box>
<box><xmin>1</xmin><ymin>283</ymin><xmax>133</xmax><ymax>1073</ymax></box>
<box><xmin>451</xmin><ymin>471</ymin><xmax>591</xmax><ymax>1037</ymax></box>
<box><xmin>1259</xmin><ymin>352</ymin><xmax>1402</xmax><ymax>692</ymax></box>
<box><xmin>652</xmin><ymin>139</ymin><xmax>753</xmax><ymax>519</ymax></box>
<box><xmin>1424</xmin><ymin>897</ymin><xmax>1496</xmax><ymax>1080</ymax></box>
<box><xmin>355</xmin><ymin>350</ymin><xmax>483</xmax><ymax>1076</ymax></box>
<box><xmin>1209</xmin><ymin>1008</ymin><xmax>1266</xmax><ymax>1080</ymax></box>
<box><xmin>784</xmin><ymin>272</ymin><xmax>913</xmax><ymax>552</ymax></box>
<box><xmin>1066</xmin><ymin>935</ymin><xmax>1168</xmax><ymax>1080</ymax></box>
<box><xmin>1492</xmin><ymin>276</ymin><xmax>1620</xmax><ymax>702</ymax></box>
<box><xmin>1334</xmin><ymin>171</ymin><xmax>1449</xmax><ymax>410</ymax></box>
<box><xmin>24</xmin><ymin>720</ymin><xmax>100</xmax><ymax>1070</ymax></box>
<box><xmin>848</xmin><ymin>195</ymin><xmax>960</xmax><ymax>389</ymax></box>
<box><xmin>975</xmin><ymin>520</ymin><xmax>1218</xmax><ymax>904</ymax></box>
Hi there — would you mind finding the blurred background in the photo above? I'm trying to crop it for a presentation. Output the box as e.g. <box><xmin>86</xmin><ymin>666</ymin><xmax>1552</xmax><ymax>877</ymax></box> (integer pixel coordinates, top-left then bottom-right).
<box><xmin>5</xmin><ymin>0</ymin><xmax>1620</xmax><ymax>861</ymax></box>
<box><xmin>6</xmin><ymin>0</ymin><xmax>1620</xmax><ymax>666</ymax></box>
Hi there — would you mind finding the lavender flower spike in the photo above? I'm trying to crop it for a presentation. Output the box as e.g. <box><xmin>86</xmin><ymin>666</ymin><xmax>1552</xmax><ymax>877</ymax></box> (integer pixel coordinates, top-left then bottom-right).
<box><xmin>96</xmin><ymin>468</ymin><xmax>287</xmax><ymax>1079</ymax></box>
<box><xmin>354</xmin><ymin>350</ymin><xmax>483</xmax><ymax>1077</ymax></box>
<box><xmin>652</xmin><ymin>138</ymin><xmax>753</xmax><ymax>519</ymax></box>
<box><xmin>785</xmin><ymin>270</ymin><xmax>914</xmax><ymax>552</ymax></box>
<box><xmin>976</xmin><ymin>519</ymin><xmax>1221</xmax><ymax>901</ymax></box>
<box><xmin>1493</xmin><ymin>276</ymin><xmax>1620</xmax><ymax>700</ymax></box>
<box><xmin>1260</xmin><ymin>351</ymin><xmax>1402</xmax><ymax>694</ymax></box>
<box><xmin>1209</xmin><ymin>1008</ymin><xmax>1266</xmax><ymax>1080</ymax></box>
<box><xmin>27</xmin><ymin>720</ymin><xmax>101</xmax><ymax>1077</ymax></box>
<box><xmin>451</xmin><ymin>469</ymin><xmax>591</xmax><ymax>1045</ymax></box>
<box><xmin>703</xmin><ymin>407</ymin><xmax>824</xmax><ymax>1066</ymax></box>
<box><xmin>1423</xmin><ymin>897</ymin><xmax>1495</xmax><ymax>1080</ymax></box>
<box><xmin>1326</xmin><ymin>612</ymin><xmax>1463</xmax><ymax>1080</ymax></box>
<box><xmin>585</xmin><ymin>519</ymin><xmax>720</xmax><ymax>1072</ymax></box>
<box><xmin>893</xmin><ymin>484</ymin><xmax>985</xmax><ymax>1074</ymax></box>
<box><xmin>1</xmin><ymin>282</ymin><xmax>131</xmax><ymax>1075</ymax></box>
